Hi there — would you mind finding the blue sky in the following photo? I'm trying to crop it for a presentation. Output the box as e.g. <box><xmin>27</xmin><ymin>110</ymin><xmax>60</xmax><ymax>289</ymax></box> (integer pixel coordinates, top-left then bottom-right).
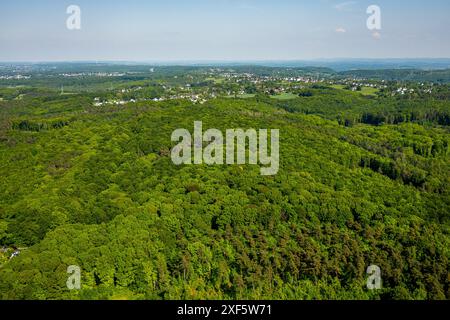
<box><xmin>0</xmin><ymin>0</ymin><xmax>449</xmax><ymax>61</ymax></box>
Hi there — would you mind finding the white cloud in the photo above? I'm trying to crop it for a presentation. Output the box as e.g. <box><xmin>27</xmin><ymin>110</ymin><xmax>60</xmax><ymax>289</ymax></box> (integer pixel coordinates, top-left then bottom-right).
<box><xmin>334</xmin><ymin>1</ymin><xmax>357</xmax><ymax>11</ymax></box>
<box><xmin>336</xmin><ymin>27</ymin><xmax>347</xmax><ymax>33</ymax></box>
<box><xmin>372</xmin><ymin>31</ymin><xmax>381</xmax><ymax>39</ymax></box>
<box><xmin>237</xmin><ymin>2</ymin><xmax>257</xmax><ymax>10</ymax></box>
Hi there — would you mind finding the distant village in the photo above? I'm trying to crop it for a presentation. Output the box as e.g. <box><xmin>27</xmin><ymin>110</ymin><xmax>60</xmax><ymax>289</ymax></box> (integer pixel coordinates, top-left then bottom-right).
<box><xmin>89</xmin><ymin>68</ymin><xmax>437</xmax><ymax>107</ymax></box>
<box><xmin>0</xmin><ymin>67</ymin><xmax>439</xmax><ymax>104</ymax></box>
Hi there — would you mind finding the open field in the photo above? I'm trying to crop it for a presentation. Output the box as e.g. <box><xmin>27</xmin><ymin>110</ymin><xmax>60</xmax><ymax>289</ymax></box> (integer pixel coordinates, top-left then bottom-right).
<box><xmin>270</xmin><ymin>93</ymin><xmax>299</xmax><ymax>100</ymax></box>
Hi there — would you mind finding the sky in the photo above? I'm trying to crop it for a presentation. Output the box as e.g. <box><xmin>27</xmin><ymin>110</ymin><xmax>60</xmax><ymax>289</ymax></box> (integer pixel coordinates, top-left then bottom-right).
<box><xmin>0</xmin><ymin>0</ymin><xmax>449</xmax><ymax>61</ymax></box>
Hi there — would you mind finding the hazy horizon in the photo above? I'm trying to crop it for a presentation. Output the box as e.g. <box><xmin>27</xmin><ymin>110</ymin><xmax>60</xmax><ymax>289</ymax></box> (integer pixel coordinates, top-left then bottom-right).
<box><xmin>2</xmin><ymin>58</ymin><xmax>450</xmax><ymax>63</ymax></box>
<box><xmin>1</xmin><ymin>0</ymin><xmax>449</xmax><ymax>62</ymax></box>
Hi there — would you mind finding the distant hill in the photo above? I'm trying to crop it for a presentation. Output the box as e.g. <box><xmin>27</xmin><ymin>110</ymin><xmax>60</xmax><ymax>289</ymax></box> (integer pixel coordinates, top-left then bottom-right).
<box><xmin>203</xmin><ymin>59</ymin><xmax>450</xmax><ymax>72</ymax></box>
<box><xmin>338</xmin><ymin>68</ymin><xmax>450</xmax><ymax>83</ymax></box>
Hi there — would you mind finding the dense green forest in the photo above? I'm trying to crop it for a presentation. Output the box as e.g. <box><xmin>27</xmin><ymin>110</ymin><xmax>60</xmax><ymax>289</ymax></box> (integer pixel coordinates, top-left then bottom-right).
<box><xmin>0</xmin><ymin>65</ymin><xmax>449</xmax><ymax>300</ymax></box>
